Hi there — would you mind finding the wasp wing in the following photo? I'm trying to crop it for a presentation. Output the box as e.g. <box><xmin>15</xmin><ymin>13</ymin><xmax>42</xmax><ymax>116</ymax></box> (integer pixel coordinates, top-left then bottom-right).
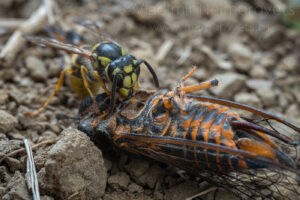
<box><xmin>114</xmin><ymin>133</ymin><xmax>300</xmax><ymax>200</ymax></box>
<box><xmin>23</xmin><ymin>35</ymin><xmax>94</xmax><ymax>60</ymax></box>
<box><xmin>73</xmin><ymin>18</ymin><xmax>123</xmax><ymax>47</ymax></box>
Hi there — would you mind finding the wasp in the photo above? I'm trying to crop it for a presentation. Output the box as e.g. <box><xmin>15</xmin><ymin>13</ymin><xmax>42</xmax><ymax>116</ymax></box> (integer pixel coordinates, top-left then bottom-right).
<box><xmin>79</xmin><ymin>67</ymin><xmax>300</xmax><ymax>199</ymax></box>
<box><xmin>23</xmin><ymin>20</ymin><xmax>159</xmax><ymax>116</ymax></box>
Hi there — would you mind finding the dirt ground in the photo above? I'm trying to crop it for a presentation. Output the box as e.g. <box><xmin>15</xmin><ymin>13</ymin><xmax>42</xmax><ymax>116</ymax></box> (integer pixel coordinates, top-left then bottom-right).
<box><xmin>0</xmin><ymin>0</ymin><xmax>300</xmax><ymax>199</ymax></box>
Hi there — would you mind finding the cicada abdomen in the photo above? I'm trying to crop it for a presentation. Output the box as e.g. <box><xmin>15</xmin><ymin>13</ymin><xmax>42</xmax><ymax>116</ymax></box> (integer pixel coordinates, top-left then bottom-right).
<box><xmin>79</xmin><ymin>67</ymin><xmax>300</xmax><ymax>199</ymax></box>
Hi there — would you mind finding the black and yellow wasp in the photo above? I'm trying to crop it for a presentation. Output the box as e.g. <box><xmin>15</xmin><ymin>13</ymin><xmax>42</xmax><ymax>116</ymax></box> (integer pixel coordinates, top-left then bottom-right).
<box><xmin>23</xmin><ymin>20</ymin><xmax>159</xmax><ymax>116</ymax></box>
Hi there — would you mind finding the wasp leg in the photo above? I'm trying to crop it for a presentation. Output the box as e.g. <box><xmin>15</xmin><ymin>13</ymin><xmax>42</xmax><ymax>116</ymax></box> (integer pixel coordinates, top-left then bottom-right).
<box><xmin>80</xmin><ymin>65</ymin><xmax>99</xmax><ymax>115</ymax></box>
<box><xmin>26</xmin><ymin>68</ymin><xmax>73</xmax><ymax>117</ymax></box>
<box><xmin>93</xmin><ymin>70</ymin><xmax>110</xmax><ymax>95</ymax></box>
<box><xmin>187</xmin><ymin>95</ymin><xmax>300</xmax><ymax>136</ymax></box>
<box><xmin>136</xmin><ymin>59</ymin><xmax>159</xmax><ymax>88</ymax></box>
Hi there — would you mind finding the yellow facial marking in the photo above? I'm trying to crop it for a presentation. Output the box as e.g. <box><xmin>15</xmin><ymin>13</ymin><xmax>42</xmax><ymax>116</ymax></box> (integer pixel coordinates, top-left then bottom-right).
<box><xmin>113</xmin><ymin>68</ymin><xmax>120</xmax><ymax>75</ymax></box>
<box><xmin>91</xmin><ymin>43</ymin><xmax>101</xmax><ymax>52</ymax></box>
<box><xmin>121</xmin><ymin>48</ymin><xmax>126</xmax><ymax>56</ymax></box>
<box><xmin>120</xmin><ymin>88</ymin><xmax>129</xmax><ymax>97</ymax></box>
<box><xmin>131</xmin><ymin>73</ymin><xmax>137</xmax><ymax>84</ymax></box>
<box><xmin>123</xmin><ymin>75</ymin><xmax>132</xmax><ymax>88</ymax></box>
<box><xmin>103</xmin><ymin>41</ymin><xmax>110</xmax><ymax>43</ymax></box>
<box><xmin>133</xmin><ymin>60</ymin><xmax>137</xmax><ymax>65</ymax></box>
<box><xmin>123</xmin><ymin>64</ymin><xmax>133</xmax><ymax>73</ymax></box>
<box><xmin>98</xmin><ymin>56</ymin><xmax>112</xmax><ymax>67</ymax></box>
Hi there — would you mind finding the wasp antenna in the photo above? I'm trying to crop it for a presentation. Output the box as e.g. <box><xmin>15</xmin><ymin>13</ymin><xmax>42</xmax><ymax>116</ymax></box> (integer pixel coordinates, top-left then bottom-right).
<box><xmin>136</xmin><ymin>59</ymin><xmax>159</xmax><ymax>88</ymax></box>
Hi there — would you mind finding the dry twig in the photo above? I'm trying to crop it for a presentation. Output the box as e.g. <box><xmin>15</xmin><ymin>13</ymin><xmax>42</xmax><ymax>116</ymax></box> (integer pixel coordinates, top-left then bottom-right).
<box><xmin>0</xmin><ymin>1</ymin><xmax>53</xmax><ymax>67</ymax></box>
<box><xmin>0</xmin><ymin>138</ymin><xmax>57</xmax><ymax>164</ymax></box>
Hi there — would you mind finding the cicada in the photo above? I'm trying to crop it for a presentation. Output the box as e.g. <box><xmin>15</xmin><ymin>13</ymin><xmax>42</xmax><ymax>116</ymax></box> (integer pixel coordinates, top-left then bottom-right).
<box><xmin>78</xmin><ymin>67</ymin><xmax>300</xmax><ymax>200</ymax></box>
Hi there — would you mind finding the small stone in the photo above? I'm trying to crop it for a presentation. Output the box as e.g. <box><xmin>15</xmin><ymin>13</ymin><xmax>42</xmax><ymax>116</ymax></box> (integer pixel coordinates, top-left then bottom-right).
<box><xmin>125</xmin><ymin>158</ymin><xmax>149</xmax><ymax>180</ymax></box>
<box><xmin>249</xmin><ymin>66</ymin><xmax>267</xmax><ymax>78</ymax></box>
<box><xmin>228</xmin><ymin>42</ymin><xmax>253</xmax><ymax>72</ymax></box>
<box><xmin>165</xmin><ymin>181</ymin><xmax>199</xmax><ymax>200</ymax></box>
<box><xmin>243</xmin><ymin>11</ymin><xmax>257</xmax><ymax>26</ymax></box>
<box><xmin>285</xmin><ymin>104</ymin><xmax>300</xmax><ymax>120</ymax></box>
<box><xmin>0</xmin><ymin>186</ymin><xmax>6</xmax><ymax>198</ymax></box>
<box><xmin>210</xmin><ymin>72</ymin><xmax>246</xmax><ymax>99</ymax></box>
<box><xmin>277</xmin><ymin>55</ymin><xmax>297</xmax><ymax>72</ymax></box>
<box><xmin>25</xmin><ymin>56</ymin><xmax>48</xmax><ymax>81</ymax></box>
<box><xmin>0</xmin><ymin>166</ymin><xmax>11</xmax><ymax>183</ymax></box>
<box><xmin>259</xmin><ymin>53</ymin><xmax>276</xmax><ymax>69</ymax></box>
<box><xmin>0</xmin><ymin>110</ymin><xmax>17</xmax><ymax>133</ymax></box>
<box><xmin>0</xmin><ymin>90</ymin><xmax>9</xmax><ymax>105</ymax></box>
<box><xmin>4</xmin><ymin>157</ymin><xmax>21</xmax><ymax>172</ymax></box>
<box><xmin>246</xmin><ymin>79</ymin><xmax>272</xmax><ymax>90</ymax></box>
<box><xmin>128</xmin><ymin>182</ymin><xmax>144</xmax><ymax>193</ymax></box>
<box><xmin>137</xmin><ymin>165</ymin><xmax>165</xmax><ymax>189</ymax></box>
<box><xmin>256</xmin><ymin>88</ymin><xmax>278</xmax><ymax>107</ymax></box>
<box><xmin>6</xmin><ymin>171</ymin><xmax>31</xmax><ymax>200</ymax></box>
<box><xmin>234</xmin><ymin>92</ymin><xmax>262</xmax><ymax>108</ymax></box>
<box><xmin>47</xmin><ymin>58</ymin><xmax>61</xmax><ymax>77</ymax></box>
<box><xmin>0</xmin><ymin>139</ymin><xmax>23</xmax><ymax>157</ymax></box>
<box><xmin>38</xmin><ymin>131</ymin><xmax>57</xmax><ymax>142</ymax></box>
<box><xmin>41</xmin><ymin>128</ymin><xmax>107</xmax><ymax>199</ymax></box>
<box><xmin>259</xmin><ymin>26</ymin><xmax>283</xmax><ymax>49</ymax></box>
<box><xmin>108</xmin><ymin>172</ymin><xmax>131</xmax><ymax>190</ymax></box>
<box><xmin>41</xmin><ymin>196</ymin><xmax>55</xmax><ymax>200</ymax></box>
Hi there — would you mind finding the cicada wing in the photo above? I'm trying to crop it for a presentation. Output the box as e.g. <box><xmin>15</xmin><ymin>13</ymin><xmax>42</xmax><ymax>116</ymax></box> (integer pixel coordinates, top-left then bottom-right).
<box><xmin>115</xmin><ymin>133</ymin><xmax>300</xmax><ymax>200</ymax></box>
<box><xmin>23</xmin><ymin>35</ymin><xmax>94</xmax><ymax>60</ymax></box>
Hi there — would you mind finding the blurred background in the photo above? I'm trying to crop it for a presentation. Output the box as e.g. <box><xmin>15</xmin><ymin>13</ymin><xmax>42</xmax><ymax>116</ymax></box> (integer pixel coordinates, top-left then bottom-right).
<box><xmin>0</xmin><ymin>0</ymin><xmax>299</xmax><ymax>199</ymax></box>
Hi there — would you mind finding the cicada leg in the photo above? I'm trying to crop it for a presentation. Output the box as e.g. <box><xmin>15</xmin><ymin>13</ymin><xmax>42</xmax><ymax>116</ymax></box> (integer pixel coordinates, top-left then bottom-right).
<box><xmin>26</xmin><ymin>68</ymin><xmax>73</xmax><ymax>117</ymax></box>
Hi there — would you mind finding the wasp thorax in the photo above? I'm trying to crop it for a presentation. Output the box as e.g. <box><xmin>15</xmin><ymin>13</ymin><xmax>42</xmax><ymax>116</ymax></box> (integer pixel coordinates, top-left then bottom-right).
<box><xmin>91</xmin><ymin>41</ymin><xmax>127</xmax><ymax>69</ymax></box>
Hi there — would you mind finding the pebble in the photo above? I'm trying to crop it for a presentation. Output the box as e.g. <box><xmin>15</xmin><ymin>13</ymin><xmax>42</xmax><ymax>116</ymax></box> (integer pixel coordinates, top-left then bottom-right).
<box><xmin>256</xmin><ymin>88</ymin><xmax>278</xmax><ymax>107</ymax></box>
<box><xmin>40</xmin><ymin>128</ymin><xmax>107</xmax><ymax>199</ymax></box>
<box><xmin>0</xmin><ymin>110</ymin><xmax>17</xmax><ymax>133</ymax></box>
<box><xmin>259</xmin><ymin>26</ymin><xmax>283</xmax><ymax>49</ymax></box>
<box><xmin>4</xmin><ymin>157</ymin><xmax>21</xmax><ymax>172</ymax></box>
<box><xmin>128</xmin><ymin>182</ymin><xmax>144</xmax><ymax>193</ymax></box>
<box><xmin>137</xmin><ymin>165</ymin><xmax>165</xmax><ymax>189</ymax></box>
<box><xmin>108</xmin><ymin>172</ymin><xmax>131</xmax><ymax>190</ymax></box>
<box><xmin>125</xmin><ymin>158</ymin><xmax>149</xmax><ymax>180</ymax></box>
<box><xmin>164</xmin><ymin>181</ymin><xmax>199</xmax><ymax>200</ymax></box>
<box><xmin>277</xmin><ymin>55</ymin><xmax>297</xmax><ymax>72</ymax></box>
<box><xmin>246</xmin><ymin>79</ymin><xmax>272</xmax><ymax>90</ymax></box>
<box><xmin>249</xmin><ymin>65</ymin><xmax>267</xmax><ymax>78</ymax></box>
<box><xmin>0</xmin><ymin>139</ymin><xmax>23</xmax><ymax>158</ymax></box>
<box><xmin>5</xmin><ymin>171</ymin><xmax>31</xmax><ymax>200</ymax></box>
<box><xmin>234</xmin><ymin>92</ymin><xmax>262</xmax><ymax>108</ymax></box>
<box><xmin>25</xmin><ymin>56</ymin><xmax>48</xmax><ymax>82</ymax></box>
<box><xmin>285</xmin><ymin>104</ymin><xmax>300</xmax><ymax>121</ymax></box>
<box><xmin>228</xmin><ymin>42</ymin><xmax>253</xmax><ymax>72</ymax></box>
<box><xmin>210</xmin><ymin>72</ymin><xmax>246</xmax><ymax>99</ymax></box>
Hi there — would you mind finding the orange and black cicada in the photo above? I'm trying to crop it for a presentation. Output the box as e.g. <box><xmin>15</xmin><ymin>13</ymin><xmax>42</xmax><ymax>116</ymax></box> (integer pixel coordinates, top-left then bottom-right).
<box><xmin>78</xmin><ymin>67</ymin><xmax>300</xmax><ymax>200</ymax></box>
